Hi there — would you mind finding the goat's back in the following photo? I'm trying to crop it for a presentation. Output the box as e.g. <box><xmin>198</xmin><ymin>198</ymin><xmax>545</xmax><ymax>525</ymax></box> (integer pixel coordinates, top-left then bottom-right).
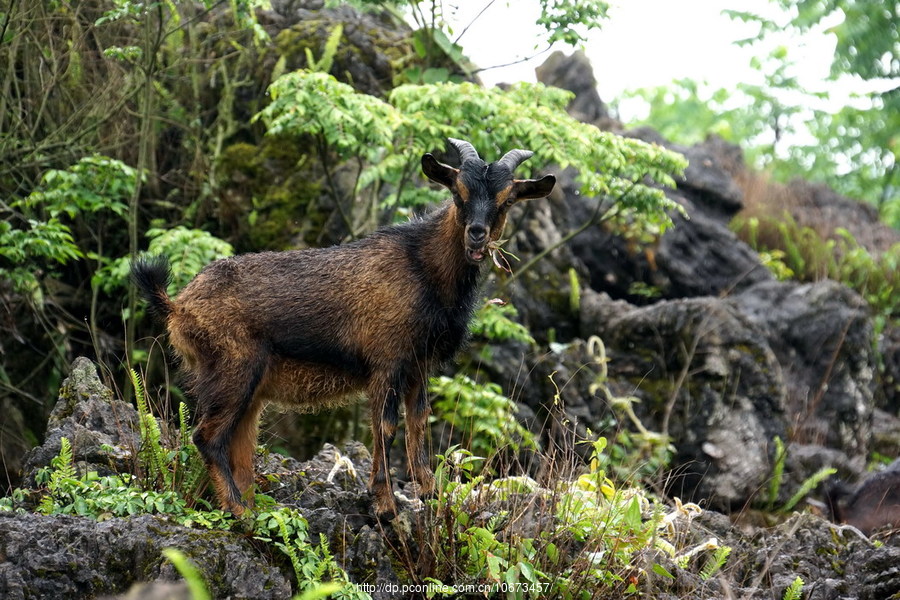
<box><xmin>166</xmin><ymin>216</ymin><xmax>478</xmax><ymax>381</ymax></box>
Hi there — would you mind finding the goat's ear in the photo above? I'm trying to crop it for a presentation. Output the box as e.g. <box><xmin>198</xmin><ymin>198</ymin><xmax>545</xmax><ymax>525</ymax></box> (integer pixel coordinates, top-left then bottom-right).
<box><xmin>512</xmin><ymin>174</ymin><xmax>556</xmax><ymax>201</ymax></box>
<box><xmin>422</xmin><ymin>153</ymin><xmax>458</xmax><ymax>189</ymax></box>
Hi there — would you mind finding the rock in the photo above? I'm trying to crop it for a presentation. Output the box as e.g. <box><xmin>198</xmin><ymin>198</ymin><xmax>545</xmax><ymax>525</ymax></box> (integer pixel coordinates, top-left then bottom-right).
<box><xmin>538</xmin><ymin>150</ymin><xmax>771</xmax><ymax>305</ymax></box>
<box><xmin>878</xmin><ymin>324</ymin><xmax>900</xmax><ymax>414</ymax></box>
<box><xmin>20</xmin><ymin>357</ymin><xmax>141</xmax><ymax>485</ymax></box>
<box><xmin>263</xmin><ymin>442</ymin><xmax>404</xmax><ymax>599</ymax></box>
<box><xmin>736</xmin><ymin>513</ymin><xmax>900</xmax><ymax>600</ymax></box>
<box><xmin>597</xmin><ymin>297</ymin><xmax>788</xmax><ymax>510</ymax></box>
<box><xmin>728</xmin><ymin>280</ymin><xmax>875</xmax><ymax>458</ymax></box>
<box><xmin>627</xmin><ymin>130</ymin><xmax>746</xmax><ymax>221</ymax></box>
<box><xmin>0</xmin><ymin>512</ymin><xmax>292</xmax><ymax>600</ymax></box>
<box><xmin>655</xmin><ymin>194</ymin><xmax>774</xmax><ymax>298</ymax></box>
<box><xmin>535</xmin><ymin>51</ymin><xmax>609</xmax><ymax>126</ymax></box>
<box><xmin>782</xmin><ymin>179</ymin><xmax>900</xmax><ymax>254</ymax></box>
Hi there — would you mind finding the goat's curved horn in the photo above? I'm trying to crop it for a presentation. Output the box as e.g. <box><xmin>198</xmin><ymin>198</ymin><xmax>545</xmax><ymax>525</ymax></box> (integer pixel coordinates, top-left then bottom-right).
<box><xmin>448</xmin><ymin>138</ymin><xmax>481</xmax><ymax>164</ymax></box>
<box><xmin>497</xmin><ymin>149</ymin><xmax>534</xmax><ymax>173</ymax></box>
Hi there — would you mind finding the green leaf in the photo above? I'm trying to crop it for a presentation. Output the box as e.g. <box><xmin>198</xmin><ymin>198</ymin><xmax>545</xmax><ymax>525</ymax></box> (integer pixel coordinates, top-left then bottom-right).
<box><xmin>652</xmin><ymin>563</ymin><xmax>676</xmax><ymax>579</ymax></box>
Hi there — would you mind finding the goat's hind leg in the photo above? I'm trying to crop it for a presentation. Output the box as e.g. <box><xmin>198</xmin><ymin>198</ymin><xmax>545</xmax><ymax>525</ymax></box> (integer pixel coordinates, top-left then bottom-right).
<box><xmin>191</xmin><ymin>355</ymin><xmax>268</xmax><ymax>514</ymax></box>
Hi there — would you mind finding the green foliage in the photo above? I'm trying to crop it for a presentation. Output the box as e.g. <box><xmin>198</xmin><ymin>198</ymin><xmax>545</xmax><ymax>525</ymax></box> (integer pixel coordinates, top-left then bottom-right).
<box><xmin>469</xmin><ymin>301</ymin><xmax>535</xmax><ymax>345</ymax></box>
<box><xmin>734</xmin><ymin>215</ymin><xmax>900</xmax><ymax>332</ymax></box>
<box><xmin>28</xmin><ymin>447</ymin><xmax>363</xmax><ymax>597</ymax></box>
<box><xmin>630</xmin><ymin>3</ymin><xmax>898</xmax><ymax>215</ymax></box>
<box><xmin>130</xmin><ymin>369</ymin><xmax>207</xmax><ymax>502</ymax></box>
<box><xmin>782</xmin><ymin>575</ymin><xmax>805</xmax><ymax>600</ymax></box>
<box><xmin>258</xmin><ymin>71</ymin><xmax>397</xmax><ymax>163</ymax></box>
<box><xmin>429</xmin><ymin>374</ymin><xmax>537</xmax><ymax>458</ymax></box>
<box><xmin>132</xmin><ymin>368</ymin><xmax>167</xmax><ymax>488</ymax></box>
<box><xmin>624</xmin><ymin>46</ymin><xmax>808</xmax><ymax>173</ymax></box>
<box><xmin>568</xmin><ymin>268</ymin><xmax>581</xmax><ymax>314</ymax></box>
<box><xmin>39</xmin><ymin>437</ymin><xmax>77</xmax><ymax>514</ymax></box>
<box><xmin>403</xmin><ymin>27</ymin><xmax>468</xmax><ymax>85</ymax></box>
<box><xmin>782</xmin><ymin>467</ymin><xmax>837</xmax><ymax>514</ymax></box>
<box><xmin>162</xmin><ymin>548</ymin><xmax>212</xmax><ymax>600</ymax></box>
<box><xmin>29</xmin><ymin>375</ymin><xmax>210</xmax><ymax>519</ymax></box>
<box><xmin>1</xmin><ymin>155</ymin><xmax>139</xmax><ymax>295</ymax></box>
<box><xmin>20</xmin><ymin>389</ymin><xmax>365</xmax><ymax>599</ymax></box>
<box><xmin>726</xmin><ymin>1</ymin><xmax>898</xmax><ymax>83</ymax></box>
<box><xmin>34</xmin><ymin>446</ymin><xmax>190</xmax><ymax>519</ymax></box>
<box><xmin>385</xmin><ymin>81</ymin><xmax>686</xmax><ymax>228</ymax></box>
<box><xmin>252</xmin><ymin>505</ymin><xmax>368</xmax><ymax>600</ymax></box>
<box><xmin>422</xmin><ymin>442</ymin><xmax>729</xmax><ymax>597</ymax></box>
<box><xmin>304</xmin><ymin>24</ymin><xmax>343</xmax><ymax>74</ymax></box>
<box><xmin>258</xmin><ymin>70</ymin><xmax>685</xmax><ymax>234</ymax></box>
<box><xmin>536</xmin><ymin>0</ymin><xmax>610</xmax><ymax>46</ymax></box>
<box><xmin>764</xmin><ymin>435</ymin><xmax>837</xmax><ymax>513</ymax></box>
<box><xmin>700</xmin><ymin>545</ymin><xmax>732</xmax><ymax>582</ymax></box>
<box><xmin>96</xmin><ymin>226</ymin><xmax>234</xmax><ymax>296</ymax></box>
<box><xmin>766</xmin><ymin>435</ymin><xmax>787</xmax><ymax>511</ymax></box>
<box><xmin>0</xmin><ymin>219</ymin><xmax>81</xmax><ymax>297</ymax></box>
<box><xmin>19</xmin><ymin>155</ymin><xmax>137</xmax><ymax>219</ymax></box>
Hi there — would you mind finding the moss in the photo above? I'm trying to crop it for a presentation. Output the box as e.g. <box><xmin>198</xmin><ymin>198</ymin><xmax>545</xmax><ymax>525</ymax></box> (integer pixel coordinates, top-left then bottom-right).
<box><xmin>274</xmin><ymin>18</ymin><xmax>413</xmax><ymax>97</ymax></box>
<box><xmin>217</xmin><ymin>139</ymin><xmax>324</xmax><ymax>251</ymax></box>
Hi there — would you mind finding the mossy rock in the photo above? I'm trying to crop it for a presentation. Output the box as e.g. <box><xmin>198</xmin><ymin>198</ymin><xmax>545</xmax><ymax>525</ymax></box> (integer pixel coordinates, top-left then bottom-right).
<box><xmin>217</xmin><ymin>139</ymin><xmax>325</xmax><ymax>251</ymax></box>
<box><xmin>274</xmin><ymin>12</ymin><xmax>413</xmax><ymax>97</ymax></box>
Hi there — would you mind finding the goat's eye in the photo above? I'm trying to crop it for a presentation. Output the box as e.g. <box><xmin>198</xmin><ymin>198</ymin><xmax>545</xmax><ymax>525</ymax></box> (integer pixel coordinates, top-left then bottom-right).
<box><xmin>505</xmin><ymin>198</ymin><xmax>515</xmax><ymax>207</ymax></box>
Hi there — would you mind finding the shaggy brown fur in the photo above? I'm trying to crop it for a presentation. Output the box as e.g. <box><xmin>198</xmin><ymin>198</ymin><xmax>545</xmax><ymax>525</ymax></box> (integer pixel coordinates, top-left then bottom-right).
<box><xmin>131</xmin><ymin>139</ymin><xmax>555</xmax><ymax>517</ymax></box>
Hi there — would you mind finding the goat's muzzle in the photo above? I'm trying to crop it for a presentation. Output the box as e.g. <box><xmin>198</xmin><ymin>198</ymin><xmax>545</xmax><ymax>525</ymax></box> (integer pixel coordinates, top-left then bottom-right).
<box><xmin>465</xmin><ymin>225</ymin><xmax>488</xmax><ymax>264</ymax></box>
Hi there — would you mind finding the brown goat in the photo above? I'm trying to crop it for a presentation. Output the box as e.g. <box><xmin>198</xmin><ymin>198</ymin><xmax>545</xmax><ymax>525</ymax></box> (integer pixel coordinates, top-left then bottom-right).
<box><xmin>131</xmin><ymin>139</ymin><xmax>555</xmax><ymax>517</ymax></box>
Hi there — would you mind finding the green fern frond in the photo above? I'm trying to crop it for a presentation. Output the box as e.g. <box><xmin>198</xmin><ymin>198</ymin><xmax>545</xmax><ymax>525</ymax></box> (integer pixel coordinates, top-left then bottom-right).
<box><xmin>130</xmin><ymin>368</ymin><xmax>146</xmax><ymax>413</ymax></box>
<box><xmin>39</xmin><ymin>437</ymin><xmax>78</xmax><ymax>514</ymax></box>
<box><xmin>272</xmin><ymin>511</ymin><xmax>304</xmax><ymax>584</ymax></box>
<box><xmin>782</xmin><ymin>575</ymin><xmax>804</xmax><ymax>600</ymax></box>
<box><xmin>767</xmin><ymin>436</ymin><xmax>786</xmax><ymax>509</ymax></box>
<box><xmin>50</xmin><ymin>437</ymin><xmax>76</xmax><ymax>482</ymax></box>
<box><xmin>178</xmin><ymin>402</ymin><xmax>191</xmax><ymax>448</ymax></box>
<box><xmin>781</xmin><ymin>467</ymin><xmax>837</xmax><ymax>513</ymax></box>
<box><xmin>132</xmin><ymin>368</ymin><xmax>170</xmax><ymax>488</ymax></box>
<box><xmin>700</xmin><ymin>545</ymin><xmax>731</xmax><ymax>581</ymax></box>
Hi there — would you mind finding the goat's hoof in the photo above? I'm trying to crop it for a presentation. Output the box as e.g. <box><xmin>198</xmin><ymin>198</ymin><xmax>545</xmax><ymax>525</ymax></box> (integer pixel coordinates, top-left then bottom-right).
<box><xmin>372</xmin><ymin>497</ymin><xmax>398</xmax><ymax>522</ymax></box>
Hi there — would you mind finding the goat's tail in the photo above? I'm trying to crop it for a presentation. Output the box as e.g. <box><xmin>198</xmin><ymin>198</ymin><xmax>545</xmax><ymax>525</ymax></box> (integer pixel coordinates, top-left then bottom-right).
<box><xmin>131</xmin><ymin>255</ymin><xmax>174</xmax><ymax>321</ymax></box>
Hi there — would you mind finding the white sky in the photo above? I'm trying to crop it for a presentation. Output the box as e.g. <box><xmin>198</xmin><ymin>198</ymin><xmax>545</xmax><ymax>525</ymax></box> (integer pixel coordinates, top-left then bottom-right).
<box><xmin>440</xmin><ymin>0</ymin><xmax>871</xmax><ymax>121</ymax></box>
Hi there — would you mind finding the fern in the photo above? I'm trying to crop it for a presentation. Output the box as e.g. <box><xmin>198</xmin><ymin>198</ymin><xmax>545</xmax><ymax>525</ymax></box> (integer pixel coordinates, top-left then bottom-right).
<box><xmin>782</xmin><ymin>575</ymin><xmax>805</xmax><ymax>600</ymax></box>
<box><xmin>131</xmin><ymin>368</ymin><xmax>169</xmax><ymax>489</ymax></box>
<box><xmin>178</xmin><ymin>402</ymin><xmax>191</xmax><ymax>447</ymax></box>
<box><xmin>174</xmin><ymin>401</ymin><xmax>207</xmax><ymax>500</ymax></box>
<box><xmin>700</xmin><ymin>545</ymin><xmax>731</xmax><ymax>581</ymax></box>
<box><xmin>767</xmin><ymin>436</ymin><xmax>787</xmax><ymax>510</ymax></box>
<box><xmin>38</xmin><ymin>437</ymin><xmax>83</xmax><ymax>515</ymax></box>
<box><xmin>781</xmin><ymin>467</ymin><xmax>837</xmax><ymax>513</ymax></box>
<box><xmin>49</xmin><ymin>436</ymin><xmax>76</xmax><ymax>485</ymax></box>
<box><xmin>272</xmin><ymin>511</ymin><xmax>305</xmax><ymax>586</ymax></box>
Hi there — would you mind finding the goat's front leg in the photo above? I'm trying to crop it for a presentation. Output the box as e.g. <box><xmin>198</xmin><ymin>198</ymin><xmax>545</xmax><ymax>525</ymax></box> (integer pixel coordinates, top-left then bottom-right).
<box><xmin>404</xmin><ymin>381</ymin><xmax>434</xmax><ymax>497</ymax></box>
<box><xmin>368</xmin><ymin>374</ymin><xmax>401</xmax><ymax>518</ymax></box>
